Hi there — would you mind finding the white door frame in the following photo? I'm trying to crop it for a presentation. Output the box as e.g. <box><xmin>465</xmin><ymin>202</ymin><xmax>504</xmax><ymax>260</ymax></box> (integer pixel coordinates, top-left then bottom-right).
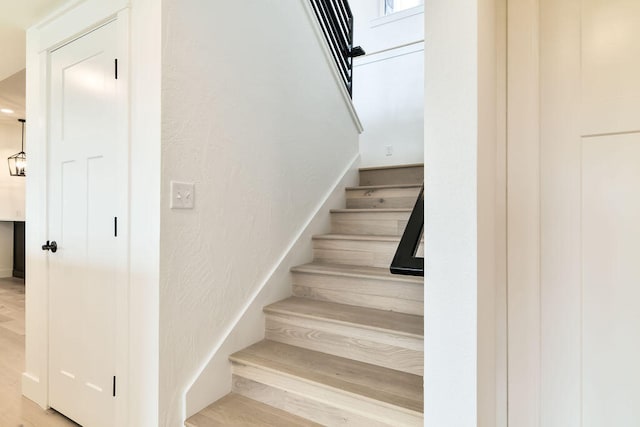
<box><xmin>506</xmin><ymin>0</ymin><xmax>543</xmax><ymax>425</ymax></box>
<box><xmin>23</xmin><ymin>1</ymin><xmax>130</xmax><ymax>425</ymax></box>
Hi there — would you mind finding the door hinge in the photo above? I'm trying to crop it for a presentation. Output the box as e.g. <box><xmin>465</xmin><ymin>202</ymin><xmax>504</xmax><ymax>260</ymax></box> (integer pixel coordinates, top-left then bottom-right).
<box><xmin>114</xmin><ymin>58</ymin><xmax>118</xmax><ymax>80</ymax></box>
<box><xmin>114</xmin><ymin>217</ymin><xmax>118</xmax><ymax>237</ymax></box>
<box><xmin>113</xmin><ymin>376</ymin><xmax>116</xmax><ymax>397</ymax></box>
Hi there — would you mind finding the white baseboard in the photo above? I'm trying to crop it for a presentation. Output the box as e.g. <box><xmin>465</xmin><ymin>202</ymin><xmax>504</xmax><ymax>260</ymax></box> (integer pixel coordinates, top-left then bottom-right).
<box><xmin>22</xmin><ymin>372</ymin><xmax>47</xmax><ymax>409</ymax></box>
<box><xmin>184</xmin><ymin>153</ymin><xmax>361</xmax><ymax>420</ymax></box>
<box><xmin>0</xmin><ymin>268</ymin><xmax>13</xmax><ymax>278</ymax></box>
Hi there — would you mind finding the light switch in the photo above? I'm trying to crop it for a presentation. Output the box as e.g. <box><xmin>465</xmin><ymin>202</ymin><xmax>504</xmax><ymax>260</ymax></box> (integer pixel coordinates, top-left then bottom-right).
<box><xmin>170</xmin><ymin>181</ymin><xmax>195</xmax><ymax>209</ymax></box>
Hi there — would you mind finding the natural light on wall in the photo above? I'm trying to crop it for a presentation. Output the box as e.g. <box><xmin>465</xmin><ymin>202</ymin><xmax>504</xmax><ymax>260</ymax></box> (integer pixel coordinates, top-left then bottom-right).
<box><xmin>384</xmin><ymin>0</ymin><xmax>424</xmax><ymax>15</ymax></box>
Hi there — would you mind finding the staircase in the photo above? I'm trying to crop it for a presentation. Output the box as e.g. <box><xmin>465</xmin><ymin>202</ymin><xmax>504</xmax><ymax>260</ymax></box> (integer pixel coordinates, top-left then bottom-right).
<box><xmin>186</xmin><ymin>164</ymin><xmax>424</xmax><ymax>426</ymax></box>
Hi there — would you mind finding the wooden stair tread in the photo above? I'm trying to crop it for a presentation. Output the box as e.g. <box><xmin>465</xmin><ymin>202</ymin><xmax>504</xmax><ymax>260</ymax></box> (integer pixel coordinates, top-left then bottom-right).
<box><xmin>313</xmin><ymin>234</ymin><xmax>424</xmax><ymax>244</ymax></box>
<box><xmin>185</xmin><ymin>393</ymin><xmax>321</xmax><ymax>427</ymax></box>
<box><xmin>331</xmin><ymin>208</ymin><xmax>412</xmax><ymax>213</ymax></box>
<box><xmin>359</xmin><ymin>163</ymin><xmax>424</xmax><ymax>171</ymax></box>
<box><xmin>346</xmin><ymin>183</ymin><xmax>423</xmax><ymax>191</ymax></box>
<box><xmin>291</xmin><ymin>262</ymin><xmax>423</xmax><ymax>284</ymax></box>
<box><xmin>313</xmin><ymin>233</ymin><xmax>402</xmax><ymax>242</ymax></box>
<box><xmin>265</xmin><ymin>297</ymin><xmax>423</xmax><ymax>337</ymax></box>
<box><xmin>230</xmin><ymin>340</ymin><xmax>424</xmax><ymax>414</ymax></box>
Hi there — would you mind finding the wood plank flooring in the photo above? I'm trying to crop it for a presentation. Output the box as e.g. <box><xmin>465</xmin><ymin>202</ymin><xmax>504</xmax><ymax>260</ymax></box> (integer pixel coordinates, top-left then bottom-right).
<box><xmin>0</xmin><ymin>277</ymin><xmax>78</xmax><ymax>427</ymax></box>
<box><xmin>185</xmin><ymin>393</ymin><xmax>322</xmax><ymax>427</ymax></box>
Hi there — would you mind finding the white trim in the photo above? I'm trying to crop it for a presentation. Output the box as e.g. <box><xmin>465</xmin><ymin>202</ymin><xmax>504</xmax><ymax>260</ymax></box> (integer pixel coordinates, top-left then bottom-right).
<box><xmin>493</xmin><ymin>0</ymin><xmax>508</xmax><ymax>424</ymax></box>
<box><xmin>24</xmin><ymin>36</ymin><xmax>49</xmax><ymax>411</ymax></box>
<box><xmin>21</xmin><ymin>372</ymin><xmax>44</xmax><ymax>406</ymax></box>
<box><xmin>354</xmin><ymin>40</ymin><xmax>424</xmax><ymax>67</ymax></box>
<box><xmin>30</xmin><ymin>0</ymin><xmax>128</xmax><ymax>53</ymax></box>
<box><xmin>300</xmin><ymin>0</ymin><xmax>364</xmax><ymax>133</ymax></box>
<box><xmin>0</xmin><ymin>268</ymin><xmax>13</xmax><ymax>278</ymax></box>
<box><xmin>371</xmin><ymin>4</ymin><xmax>424</xmax><ymax>28</ymax></box>
<box><xmin>113</xmin><ymin>10</ymin><xmax>131</xmax><ymax>426</ymax></box>
<box><xmin>506</xmin><ymin>0</ymin><xmax>542</xmax><ymax>424</ymax></box>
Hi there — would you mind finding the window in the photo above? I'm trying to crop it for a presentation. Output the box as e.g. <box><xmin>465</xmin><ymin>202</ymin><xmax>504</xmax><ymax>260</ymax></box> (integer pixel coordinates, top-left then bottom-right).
<box><xmin>384</xmin><ymin>0</ymin><xmax>424</xmax><ymax>15</ymax></box>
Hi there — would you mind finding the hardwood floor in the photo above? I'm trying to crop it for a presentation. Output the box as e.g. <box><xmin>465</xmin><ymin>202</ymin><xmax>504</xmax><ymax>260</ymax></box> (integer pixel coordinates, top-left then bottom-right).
<box><xmin>0</xmin><ymin>277</ymin><xmax>79</xmax><ymax>427</ymax></box>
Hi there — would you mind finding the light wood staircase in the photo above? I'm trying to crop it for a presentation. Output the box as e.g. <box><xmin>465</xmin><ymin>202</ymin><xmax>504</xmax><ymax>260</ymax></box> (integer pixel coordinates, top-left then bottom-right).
<box><xmin>186</xmin><ymin>164</ymin><xmax>424</xmax><ymax>426</ymax></box>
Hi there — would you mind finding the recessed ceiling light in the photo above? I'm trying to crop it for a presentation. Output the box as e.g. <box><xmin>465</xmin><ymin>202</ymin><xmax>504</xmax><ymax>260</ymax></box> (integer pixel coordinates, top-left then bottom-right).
<box><xmin>0</xmin><ymin>108</ymin><xmax>14</xmax><ymax>114</ymax></box>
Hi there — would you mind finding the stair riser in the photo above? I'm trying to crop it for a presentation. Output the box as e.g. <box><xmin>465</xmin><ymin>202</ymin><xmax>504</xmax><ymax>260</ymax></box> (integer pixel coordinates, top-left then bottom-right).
<box><xmin>265</xmin><ymin>314</ymin><xmax>423</xmax><ymax>375</ymax></box>
<box><xmin>293</xmin><ymin>285</ymin><xmax>423</xmax><ymax>316</ymax></box>
<box><xmin>359</xmin><ymin>166</ymin><xmax>423</xmax><ymax>186</ymax></box>
<box><xmin>331</xmin><ymin>211</ymin><xmax>410</xmax><ymax>236</ymax></box>
<box><xmin>291</xmin><ymin>271</ymin><xmax>423</xmax><ymax>301</ymax></box>
<box><xmin>346</xmin><ymin>187</ymin><xmax>421</xmax><ymax>209</ymax></box>
<box><xmin>232</xmin><ymin>371</ymin><xmax>423</xmax><ymax>427</ymax></box>
<box><xmin>291</xmin><ymin>271</ymin><xmax>423</xmax><ymax>315</ymax></box>
<box><xmin>313</xmin><ymin>239</ymin><xmax>424</xmax><ymax>269</ymax></box>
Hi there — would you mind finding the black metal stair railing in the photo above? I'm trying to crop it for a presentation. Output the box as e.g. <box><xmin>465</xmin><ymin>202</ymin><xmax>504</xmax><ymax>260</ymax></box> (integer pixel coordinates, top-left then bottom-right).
<box><xmin>309</xmin><ymin>0</ymin><xmax>365</xmax><ymax>96</ymax></box>
<box><xmin>390</xmin><ymin>186</ymin><xmax>424</xmax><ymax>276</ymax></box>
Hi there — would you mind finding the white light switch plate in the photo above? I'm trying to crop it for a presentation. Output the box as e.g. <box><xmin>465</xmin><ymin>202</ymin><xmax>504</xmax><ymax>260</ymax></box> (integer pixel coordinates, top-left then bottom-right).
<box><xmin>170</xmin><ymin>181</ymin><xmax>195</xmax><ymax>209</ymax></box>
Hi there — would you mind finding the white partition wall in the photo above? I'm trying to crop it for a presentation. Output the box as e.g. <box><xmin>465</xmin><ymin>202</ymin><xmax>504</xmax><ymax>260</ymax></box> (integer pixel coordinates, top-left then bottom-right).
<box><xmin>350</xmin><ymin>0</ymin><xmax>424</xmax><ymax>167</ymax></box>
<box><xmin>159</xmin><ymin>1</ymin><xmax>361</xmax><ymax>425</ymax></box>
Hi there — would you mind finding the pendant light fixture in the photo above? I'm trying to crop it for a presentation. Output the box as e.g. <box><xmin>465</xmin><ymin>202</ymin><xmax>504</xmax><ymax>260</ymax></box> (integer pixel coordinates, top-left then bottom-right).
<box><xmin>7</xmin><ymin>118</ymin><xmax>26</xmax><ymax>177</ymax></box>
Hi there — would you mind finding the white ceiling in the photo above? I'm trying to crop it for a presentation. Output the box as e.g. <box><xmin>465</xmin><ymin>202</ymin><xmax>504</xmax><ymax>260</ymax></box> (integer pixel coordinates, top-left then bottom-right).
<box><xmin>0</xmin><ymin>0</ymin><xmax>70</xmax><ymax>123</ymax></box>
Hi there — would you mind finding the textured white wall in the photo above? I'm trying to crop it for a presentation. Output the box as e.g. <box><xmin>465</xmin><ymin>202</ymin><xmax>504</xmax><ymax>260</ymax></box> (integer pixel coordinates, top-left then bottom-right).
<box><xmin>159</xmin><ymin>1</ymin><xmax>360</xmax><ymax>425</ymax></box>
<box><xmin>424</xmin><ymin>0</ymin><xmax>480</xmax><ymax>425</ymax></box>
<box><xmin>351</xmin><ymin>0</ymin><xmax>424</xmax><ymax>167</ymax></box>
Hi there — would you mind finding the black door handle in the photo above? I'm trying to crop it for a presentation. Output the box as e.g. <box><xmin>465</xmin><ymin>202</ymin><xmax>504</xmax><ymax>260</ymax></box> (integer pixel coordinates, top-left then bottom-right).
<box><xmin>42</xmin><ymin>240</ymin><xmax>57</xmax><ymax>253</ymax></box>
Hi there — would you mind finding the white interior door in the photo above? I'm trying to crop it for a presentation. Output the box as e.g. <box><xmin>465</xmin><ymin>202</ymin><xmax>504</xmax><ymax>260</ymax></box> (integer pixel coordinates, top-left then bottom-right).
<box><xmin>537</xmin><ymin>0</ymin><xmax>640</xmax><ymax>425</ymax></box>
<box><xmin>47</xmin><ymin>20</ymin><xmax>123</xmax><ymax>427</ymax></box>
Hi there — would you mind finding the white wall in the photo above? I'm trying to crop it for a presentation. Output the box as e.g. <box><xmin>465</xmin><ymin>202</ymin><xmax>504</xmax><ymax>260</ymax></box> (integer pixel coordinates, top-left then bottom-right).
<box><xmin>159</xmin><ymin>1</ymin><xmax>361</xmax><ymax>425</ymax></box>
<box><xmin>351</xmin><ymin>0</ymin><xmax>424</xmax><ymax>167</ymax></box>
<box><xmin>0</xmin><ymin>122</ymin><xmax>25</xmax><ymax>277</ymax></box>
<box><xmin>425</xmin><ymin>0</ymin><xmax>504</xmax><ymax>425</ymax></box>
<box><xmin>0</xmin><ymin>122</ymin><xmax>26</xmax><ymax>221</ymax></box>
<box><xmin>425</xmin><ymin>0</ymin><xmax>477</xmax><ymax>423</ymax></box>
<box><xmin>128</xmin><ymin>0</ymin><xmax>161</xmax><ymax>425</ymax></box>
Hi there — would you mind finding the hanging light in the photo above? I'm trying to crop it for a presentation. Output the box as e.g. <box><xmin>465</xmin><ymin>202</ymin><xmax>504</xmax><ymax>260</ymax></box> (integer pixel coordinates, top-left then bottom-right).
<box><xmin>7</xmin><ymin>119</ymin><xmax>26</xmax><ymax>177</ymax></box>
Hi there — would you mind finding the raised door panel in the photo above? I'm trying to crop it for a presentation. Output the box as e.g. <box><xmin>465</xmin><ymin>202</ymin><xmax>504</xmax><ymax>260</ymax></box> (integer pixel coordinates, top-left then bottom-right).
<box><xmin>582</xmin><ymin>134</ymin><xmax>640</xmax><ymax>426</ymax></box>
<box><xmin>581</xmin><ymin>0</ymin><xmax>640</xmax><ymax>136</ymax></box>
